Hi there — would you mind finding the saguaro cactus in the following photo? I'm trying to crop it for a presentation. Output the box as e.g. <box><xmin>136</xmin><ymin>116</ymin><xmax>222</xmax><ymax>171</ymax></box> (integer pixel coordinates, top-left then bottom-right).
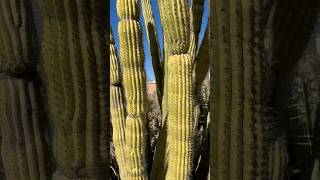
<box><xmin>37</xmin><ymin>0</ymin><xmax>108</xmax><ymax>179</ymax></box>
<box><xmin>209</xmin><ymin>0</ymin><xmax>271</xmax><ymax>179</ymax></box>
<box><xmin>0</xmin><ymin>0</ymin><xmax>37</xmax><ymax>75</ymax></box>
<box><xmin>0</xmin><ymin>78</ymin><xmax>50</xmax><ymax>180</ymax></box>
<box><xmin>116</xmin><ymin>0</ymin><xmax>149</xmax><ymax>179</ymax></box>
<box><xmin>110</xmin><ymin>32</ymin><xmax>127</xmax><ymax>179</ymax></box>
<box><xmin>158</xmin><ymin>0</ymin><xmax>195</xmax><ymax>179</ymax></box>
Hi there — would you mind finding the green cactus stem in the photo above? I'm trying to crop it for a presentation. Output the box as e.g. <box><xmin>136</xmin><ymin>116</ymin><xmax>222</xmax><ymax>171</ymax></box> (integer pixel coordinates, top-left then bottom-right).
<box><xmin>158</xmin><ymin>0</ymin><xmax>195</xmax><ymax>179</ymax></box>
<box><xmin>0</xmin><ymin>0</ymin><xmax>37</xmax><ymax>75</ymax></box>
<box><xmin>0</xmin><ymin>78</ymin><xmax>50</xmax><ymax>180</ymax></box>
<box><xmin>141</xmin><ymin>0</ymin><xmax>163</xmax><ymax>103</ymax></box>
<box><xmin>209</xmin><ymin>0</ymin><xmax>271</xmax><ymax>179</ymax></box>
<box><xmin>117</xmin><ymin>0</ymin><xmax>149</xmax><ymax>179</ymax></box>
<box><xmin>37</xmin><ymin>0</ymin><xmax>108</xmax><ymax>179</ymax></box>
<box><xmin>269</xmin><ymin>137</ymin><xmax>288</xmax><ymax>180</ymax></box>
<box><xmin>110</xmin><ymin>31</ymin><xmax>127</xmax><ymax>179</ymax></box>
<box><xmin>166</xmin><ymin>54</ymin><xmax>195</xmax><ymax>180</ymax></box>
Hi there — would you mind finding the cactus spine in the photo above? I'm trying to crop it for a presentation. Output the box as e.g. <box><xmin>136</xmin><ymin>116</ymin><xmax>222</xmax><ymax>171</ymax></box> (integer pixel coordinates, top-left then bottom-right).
<box><xmin>116</xmin><ymin>0</ymin><xmax>149</xmax><ymax>179</ymax></box>
<box><xmin>37</xmin><ymin>0</ymin><xmax>108</xmax><ymax>179</ymax></box>
<box><xmin>0</xmin><ymin>78</ymin><xmax>50</xmax><ymax>180</ymax></box>
<box><xmin>110</xmin><ymin>32</ymin><xmax>127</xmax><ymax>179</ymax></box>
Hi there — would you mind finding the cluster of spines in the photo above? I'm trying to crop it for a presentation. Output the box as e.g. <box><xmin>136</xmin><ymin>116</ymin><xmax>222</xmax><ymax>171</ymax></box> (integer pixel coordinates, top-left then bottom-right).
<box><xmin>0</xmin><ymin>78</ymin><xmax>49</xmax><ymax>180</ymax></box>
<box><xmin>37</xmin><ymin>0</ymin><xmax>108</xmax><ymax>178</ymax></box>
<box><xmin>0</xmin><ymin>0</ymin><xmax>37</xmax><ymax>75</ymax></box>
<box><xmin>116</xmin><ymin>0</ymin><xmax>149</xmax><ymax>179</ymax></box>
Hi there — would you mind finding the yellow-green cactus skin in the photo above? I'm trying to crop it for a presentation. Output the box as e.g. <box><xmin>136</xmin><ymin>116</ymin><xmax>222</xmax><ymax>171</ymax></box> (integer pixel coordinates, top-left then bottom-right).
<box><xmin>0</xmin><ymin>0</ymin><xmax>37</xmax><ymax>75</ymax></box>
<box><xmin>110</xmin><ymin>32</ymin><xmax>127</xmax><ymax>179</ymax></box>
<box><xmin>117</xmin><ymin>0</ymin><xmax>149</xmax><ymax>179</ymax></box>
<box><xmin>158</xmin><ymin>0</ymin><xmax>195</xmax><ymax>179</ymax></box>
<box><xmin>209</xmin><ymin>0</ymin><xmax>270</xmax><ymax>179</ymax></box>
<box><xmin>0</xmin><ymin>78</ymin><xmax>50</xmax><ymax>180</ymax></box>
<box><xmin>37</xmin><ymin>0</ymin><xmax>108</xmax><ymax>179</ymax></box>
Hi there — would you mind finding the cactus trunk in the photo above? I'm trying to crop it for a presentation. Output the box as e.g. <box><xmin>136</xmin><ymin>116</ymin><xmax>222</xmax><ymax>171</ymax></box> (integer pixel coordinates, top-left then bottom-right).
<box><xmin>37</xmin><ymin>0</ymin><xmax>108</xmax><ymax>179</ymax></box>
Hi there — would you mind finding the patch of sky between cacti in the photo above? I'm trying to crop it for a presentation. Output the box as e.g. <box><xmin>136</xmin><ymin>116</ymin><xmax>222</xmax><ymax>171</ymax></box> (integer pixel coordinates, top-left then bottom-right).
<box><xmin>110</xmin><ymin>0</ymin><xmax>208</xmax><ymax>81</ymax></box>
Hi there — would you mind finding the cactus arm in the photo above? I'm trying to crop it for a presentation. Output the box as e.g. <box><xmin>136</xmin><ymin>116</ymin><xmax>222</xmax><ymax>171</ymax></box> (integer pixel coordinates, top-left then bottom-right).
<box><xmin>0</xmin><ymin>0</ymin><xmax>36</xmax><ymax>75</ymax></box>
<box><xmin>0</xmin><ymin>79</ymin><xmax>50</xmax><ymax>180</ymax></box>
<box><xmin>27</xmin><ymin>82</ymin><xmax>48</xmax><ymax>180</ymax></box>
<box><xmin>0</xmin><ymin>80</ymin><xmax>20</xmax><ymax>180</ymax></box>
<box><xmin>17</xmin><ymin>80</ymin><xmax>40</xmax><ymax>180</ymax></box>
<box><xmin>8</xmin><ymin>80</ymin><xmax>31</xmax><ymax>179</ymax></box>
<box><xmin>158</xmin><ymin>0</ymin><xmax>195</xmax><ymax>179</ymax></box>
<box><xmin>194</xmin><ymin>30</ymin><xmax>209</xmax><ymax>88</ymax></box>
<box><xmin>158</xmin><ymin>0</ymin><xmax>191</xmax><ymax>55</ymax></box>
<box><xmin>116</xmin><ymin>0</ymin><xmax>149</xmax><ymax>179</ymax></box>
<box><xmin>110</xmin><ymin>31</ymin><xmax>127</xmax><ymax>179</ymax></box>
<box><xmin>141</xmin><ymin>0</ymin><xmax>164</xmax><ymax>103</ymax></box>
<box><xmin>150</xmin><ymin>117</ymin><xmax>168</xmax><ymax>180</ymax></box>
<box><xmin>190</xmin><ymin>0</ymin><xmax>205</xmax><ymax>49</ymax></box>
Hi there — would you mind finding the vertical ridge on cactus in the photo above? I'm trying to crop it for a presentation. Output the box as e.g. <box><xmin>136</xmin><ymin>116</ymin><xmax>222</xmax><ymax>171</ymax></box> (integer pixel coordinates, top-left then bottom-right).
<box><xmin>37</xmin><ymin>0</ymin><xmax>108</xmax><ymax>178</ymax></box>
<box><xmin>166</xmin><ymin>54</ymin><xmax>195</xmax><ymax>180</ymax></box>
<box><xmin>110</xmin><ymin>31</ymin><xmax>127</xmax><ymax>179</ymax></box>
<box><xmin>0</xmin><ymin>0</ymin><xmax>36</xmax><ymax>75</ymax></box>
<box><xmin>0</xmin><ymin>78</ymin><xmax>49</xmax><ymax>180</ymax></box>
<box><xmin>141</xmin><ymin>0</ymin><xmax>163</xmax><ymax>103</ymax></box>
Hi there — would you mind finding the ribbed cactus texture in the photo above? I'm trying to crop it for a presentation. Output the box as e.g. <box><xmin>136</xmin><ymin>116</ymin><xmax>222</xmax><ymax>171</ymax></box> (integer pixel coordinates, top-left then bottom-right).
<box><xmin>117</xmin><ymin>0</ymin><xmax>149</xmax><ymax>179</ymax></box>
<box><xmin>110</xmin><ymin>32</ymin><xmax>127</xmax><ymax>179</ymax></box>
<box><xmin>158</xmin><ymin>0</ymin><xmax>191</xmax><ymax>55</ymax></box>
<box><xmin>209</xmin><ymin>0</ymin><xmax>270</xmax><ymax>179</ymax></box>
<box><xmin>37</xmin><ymin>0</ymin><xmax>108</xmax><ymax>179</ymax></box>
<box><xmin>141</xmin><ymin>0</ymin><xmax>163</xmax><ymax>102</ymax></box>
<box><xmin>157</xmin><ymin>0</ymin><xmax>196</xmax><ymax>179</ymax></box>
<box><xmin>194</xmin><ymin>30</ymin><xmax>209</xmax><ymax>87</ymax></box>
<box><xmin>0</xmin><ymin>0</ymin><xmax>37</xmax><ymax>75</ymax></box>
<box><xmin>269</xmin><ymin>137</ymin><xmax>288</xmax><ymax>180</ymax></box>
<box><xmin>0</xmin><ymin>78</ymin><xmax>49</xmax><ymax>180</ymax></box>
<box><xmin>167</xmin><ymin>54</ymin><xmax>195</xmax><ymax>180</ymax></box>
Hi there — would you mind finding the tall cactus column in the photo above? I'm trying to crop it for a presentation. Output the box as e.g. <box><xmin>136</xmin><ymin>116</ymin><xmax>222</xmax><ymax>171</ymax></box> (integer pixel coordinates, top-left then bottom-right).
<box><xmin>158</xmin><ymin>0</ymin><xmax>195</xmax><ymax>179</ymax></box>
<box><xmin>116</xmin><ymin>0</ymin><xmax>149</xmax><ymax>179</ymax></box>
<box><xmin>209</xmin><ymin>0</ymin><xmax>269</xmax><ymax>179</ymax></box>
<box><xmin>37</xmin><ymin>0</ymin><xmax>108</xmax><ymax>179</ymax></box>
<box><xmin>110</xmin><ymin>32</ymin><xmax>127</xmax><ymax>179</ymax></box>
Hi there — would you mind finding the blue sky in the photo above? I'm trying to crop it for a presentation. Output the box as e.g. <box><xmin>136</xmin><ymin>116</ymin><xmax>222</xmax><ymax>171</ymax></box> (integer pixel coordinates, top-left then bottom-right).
<box><xmin>110</xmin><ymin>0</ymin><xmax>208</xmax><ymax>81</ymax></box>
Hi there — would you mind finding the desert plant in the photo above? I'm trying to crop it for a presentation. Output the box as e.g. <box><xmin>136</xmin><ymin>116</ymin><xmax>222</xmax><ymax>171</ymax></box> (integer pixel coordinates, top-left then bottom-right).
<box><xmin>36</xmin><ymin>0</ymin><xmax>109</xmax><ymax>179</ymax></box>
